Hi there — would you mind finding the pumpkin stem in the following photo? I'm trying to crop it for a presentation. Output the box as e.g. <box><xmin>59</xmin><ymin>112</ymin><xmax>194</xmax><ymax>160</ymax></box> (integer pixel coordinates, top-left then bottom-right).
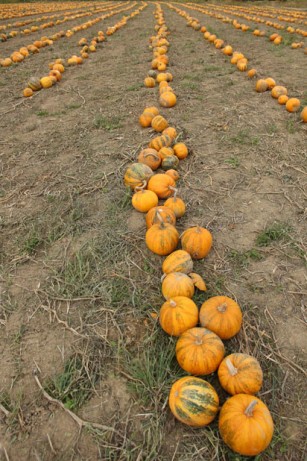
<box><xmin>156</xmin><ymin>210</ymin><xmax>166</xmax><ymax>228</ymax></box>
<box><xmin>161</xmin><ymin>273</ymin><xmax>167</xmax><ymax>282</ymax></box>
<box><xmin>226</xmin><ymin>358</ymin><xmax>238</xmax><ymax>376</ymax></box>
<box><xmin>217</xmin><ymin>302</ymin><xmax>227</xmax><ymax>313</ymax></box>
<box><xmin>169</xmin><ymin>299</ymin><xmax>177</xmax><ymax>307</ymax></box>
<box><xmin>144</xmin><ymin>152</ymin><xmax>159</xmax><ymax>160</ymax></box>
<box><xmin>245</xmin><ymin>400</ymin><xmax>258</xmax><ymax>417</ymax></box>
<box><xmin>169</xmin><ymin>185</ymin><xmax>177</xmax><ymax>197</ymax></box>
<box><xmin>135</xmin><ymin>180</ymin><xmax>147</xmax><ymax>192</ymax></box>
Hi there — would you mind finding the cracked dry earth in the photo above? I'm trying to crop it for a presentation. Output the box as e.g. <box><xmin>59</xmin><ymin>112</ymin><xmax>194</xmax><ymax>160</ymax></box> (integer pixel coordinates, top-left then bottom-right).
<box><xmin>0</xmin><ymin>1</ymin><xmax>306</xmax><ymax>460</ymax></box>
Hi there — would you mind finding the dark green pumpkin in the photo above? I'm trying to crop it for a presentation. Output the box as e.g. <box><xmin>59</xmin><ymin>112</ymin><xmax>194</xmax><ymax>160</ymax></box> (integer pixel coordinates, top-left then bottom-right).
<box><xmin>162</xmin><ymin>155</ymin><xmax>179</xmax><ymax>170</ymax></box>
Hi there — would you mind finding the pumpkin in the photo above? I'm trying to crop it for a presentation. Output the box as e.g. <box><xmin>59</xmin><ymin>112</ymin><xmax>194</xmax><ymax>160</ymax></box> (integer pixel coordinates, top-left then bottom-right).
<box><xmin>28</xmin><ymin>77</ymin><xmax>42</xmax><ymax>91</ymax></box>
<box><xmin>49</xmin><ymin>69</ymin><xmax>62</xmax><ymax>81</ymax></box>
<box><xmin>165</xmin><ymin>169</ymin><xmax>180</xmax><ymax>181</ymax></box>
<box><xmin>147</xmin><ymin>174</ymin><xmax>175</xmax><ymax>199</ymax></box>
<box><xmin>145</xmin><ymin>220</ymin><xmax>179</xmax><ymax>256</ymax></box>
<box><xmin>0</xmin><ymin>58</ymin><xmax>12</xmax><ymax>67</ymax></box>
<box><xmin>199</xmin><ymin>296</ymin><xmax>242</xmax><ymax>340</ymax></box>
<box><xmin>162</xmin><ymin>250</ymin><xmax>193</xmax><ymax>274</ymax></box>
<box><xmin>165</xmin><ymin>72</ymin><xmax>173</xmax><ymax>82</ymax></box>
<box><xmin>162</xmin><ymin>127</ymin><xmax>177</xmax><ymax>139</ymax></box>
<box><xmin>132</xmin><ymin>189</ymin><xmax>158</xmax><ymax>213</ymax></box>
<box><xmin>124</xmin><ymin>163</ymin><xmax>153</xmax><ymax>190</ymax></box>
<box><xmin>176</xmin><ymin>327</ymin><xmax>225</xmax><ymax>375</ymax></box>
<box><xmin>11</xmin><ymin>52</ymin><xmax>24</xmax><ymax>63</ymax></box>
<box><xmin>40</xmin><ymin>76</ymin><xmax>53</xmax><ymax>88</ymax></box>
<box><xmin>151</xmin><ymin>115</ymin><xmax>168</xmax><ymax>132</ymax></box>
<box><xmin>247</xmin><ymin>68</ymin><xmax>257</xmax><ymax>78</ymax></box>
<box><xmin>218</xmin><ymin>354</ymin><xmax>263</xmax><ymax>395</ymax></box>
<box><xmin>160</xmin><ymin>91</ymin><xmax>177</xmax><ymax>108</ymax></box>
<box><xmin>169</xmin><ymin>377</ymin><xmax>219</xmax><ymax>427</ymax></box>
<box><xmin>278</xmin><ymin>95</ymin><xmax>289</xmax><ymax>105</ymax></box>
<box><xmin>265</xmin><ymin>77</ymin><xmax>276</xmax><ymax>89</ymax></box>
<box><xmin>23</xmin><ymin>87</ymin><xmax>33</xmax><ymax>98</ymax></box>
<box><xmin>162</xmin><ymin>155</ymin><xmax>179</xmax><ymax>171</ymax></box>
<box><xmin>301</xmin><ymin>106</ymin><xmax>307</xmax><ymax>123</ymax></box>
<box><xmin>148</xmin><ymin>70</ymin><xmax>157</xmax><ymax>78</ymax></box>
<box><xmin>271</xmin><ymin>85</ymin><xmax>287</xmax><ymax>99</ymax></box>
<box><xmin>189</xmin><ymin>273</ymin><xmax>207</xmax><ymax>291</ymax></box>
<box><xmin>219</xmin><ymin>394</ymin><xmax>274</xmax><ymax>456</ymax></box>
<box><xmin>144</xmin><ymin>77</ymin><xmax>155</xmax><ymax>88</ymax></box>
<box><xmin>181</xmin><ymin>226</ymin><xmax>212</xmax><ymax>260</ymax></box>
<box><xmin>139</xmin><ymin>113</ymin><xmax>154</xmax><ymax>128</ymax></box>
<box><xmin>149</xmin><ymin>134</ymin><xmax>172</xmax><ymax>151</ymax></box>
<box><xmin>159</xmin><ymin>147</ymin><xmax>174</xmax><ymax>160</ymax></box>
<box><xmin>173</xmin><ymin>143</ymin><xmax>188</xmax><ymax>160</ymax></box>
<box><xmin>164</xmin><ymin>195</ymin><xmax>186</xmax><ymax>218</ymax></box>
<box><xmin>162</xmin><ymin>272</ymin><xmax>195</xmax><ymax>299</ymax></box>
<box><xmin>53</xmin><ymin>63</ymin><xmax>64</xmax><ymax>73</ymax></box>
<box><xmin>159</xmin><ymin>296</ymin><xmax>198</xmax><ymax>336</ymax></box>
<box><xmin>223</xmin><ymin>45</ymin><xmax>233</xmax><ymax>56</ymax></box>
<box><xmin>146</xmin><ymin>206</ymin><xmax>176</xmax><ymax>229</ymax></box>
<box><xmin>285</xmin><ymin>98</ymin><xmax>300</xmax><ymax>113</ymax></box>
<box><xmin>237</xmin><ymin>59</ymin><xmax>248</xmax><ymax>71</ymax></box>
<box><xmin>144</xmin><ymin>106</ymin><xmax>159</xmax><ymax>117</ymax></box>
<box><xmin>255</xmin><ymin>79</ymin><xmax>269</xmax><ymax>93</ymax></box>
<box><xmin>138</xmin><ymin>149</ymin><xmax>161</xmax><ymax>170</ymax></box>
<box><xmin>156</xmin><ymin>72</ymin><xmax>168</xmax><ymax>83</ymax></box>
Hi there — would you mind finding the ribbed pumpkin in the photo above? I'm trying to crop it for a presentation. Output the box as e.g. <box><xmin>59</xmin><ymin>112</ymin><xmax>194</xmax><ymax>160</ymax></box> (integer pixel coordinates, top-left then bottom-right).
<box><xmin>162</xmin><ymin>127</ymin><xmax>177</xmax><ymax>140</ymax></box>
<box><xmin>199</xmin><ymin>296</ymin><xmax>242</xmax><ymax>340</ymax></box>
<box><xmin>162</xmin><ymin>155</ymin><xmax>179</xmax><ymax>171</ymax></box>
<box><xmin>124</xmin><ymin>163</ymin><xmax>153</xmax><ymax>190</ymax></box>
<box><xmin>159</xmin><ymin>147</ymin><xmax>174</xmax><ymax>160</ymax></box>
<box><xmin>144</xmin><ymin>77</ymin><xmax>155</xmax><ymax>88</ymax></box>
<box><xmin>278</xmin><ymin>95</ymin><xmax>289</xmax><ymax>105</ymax></box>
<box><xmin>28</xmin><ymin>77</ymin><xmax>42</xmax><ymax>91</ymax></box>
<box><xmin>138</xmin><ymin>149</ymin><xmax>161</xmax><ymax>170</ymax></box>
<box><xmin>162</xmin><ymin>272</ymin><xmax>195</xmax><ymax>299</ymax></box>
<box><xmin>160</xmin><ymin>91</ymin><xmax>177</xmax><ymax>108</ymax></box>
<box><xmin>23</xmin><ymin>88</ymin><xmax>33</xmax><ymax>97</ymax></box>
<box><xmin>151</xmin><ymin>115</ymin><xmax>168</xmax><ymax>132</ymax></box>
<box><xmin>149</xmin><ymin>134</ymin><xmax>172</xmax><ymax>151</ymax></box>
<box><xmin>271</xmin><ymin>85</ymin><xmax>287</xmax><ymax>99</ymax></box>
<box><xmin>40</xmin><ymin>76</ymin><xmax>53</xmax><ymax>88</ymax></box>
<box><xmin>162</xmin><ymin>250</ymin><xmax>193</xmax><ymax>274</ymax></box>
<box><xmin>147</xmin><ymin>174</ymin><xmax>175</xmax><ymax>199</ymax></box>
<box><xmin>247</xmin><ymin>68</ymin><xmax>257</xmax><ymax>78</ymax></box>
<box><xmin>255</xmin><ymin>79</ymin><xmax>269</xmax><ymax>93</ymax></box>
<box><xmin>159</xmin><ymin>296</ymin><xmax>198</xmax><ymax>336</ymax></box>
<box><xmin>146</xmin><ymin>206</ymin><xmax>176</xmax><ymax>229</ymax></box>
<box><xmin>181</xmin><ymin>226</ymin><xmax>212</xmax><ymax>260</ymax></box>
<box><xmin>164</xmin><ymin>195</ymin><xmax>186</xmax><ymax>218</ymax></box>
<box><xmin>169</xmin><ymin>377</ymin><xmax>219</xmax><ymax>427</ymax></box>
<box><xmin>219</xmin><ymin>395</ymin><xmax>274</xmax><ymax>456</ymax></box>
<box><xmin>143</xmin><ymin>106</ymin><xmax>159</xmax><ymax>117</ymax></box>
<box><xmin>218</xmin><ymin>354</ymin><xmax>263</xmax><ymax>395</ymax></box>
<box><xmin>265</xmin><ymin>77</ymin><xmax>276</xmax><ymax>89</ymax></box>
<box><xmin>286</xmin><ymin>98</ymin><xmax>300</xmax><ymax>113</ymax></box>
<box><xmin>139</xmin><ymin>113</ymin><xmax>154</xmax><ymax>128</ymax></box>
<box><xmin>132</xmin><ymin>189</ymin><xmax>158</xmax><ymax>213</ymax></box>
<box><xmin>165</xmin><ymin>169</ymin><xmax>180</xmax><ymax>181</ymax></box>
<box><xmin>176</xmin><ymin>327</ymin><xmax>225</xmax><ymax>375</ymax></box>
<box><xmin>145</xmin><ymin>219</ymin><xmax>179</xmax><ymax>256</ymax></box>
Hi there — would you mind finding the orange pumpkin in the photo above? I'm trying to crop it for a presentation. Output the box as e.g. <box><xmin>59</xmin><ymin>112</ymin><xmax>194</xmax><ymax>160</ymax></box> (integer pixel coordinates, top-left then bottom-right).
<box><xmin>173</xmin><ymin>143</ymin><xmax>188</xmax><ymax>160</ymax></box>
<box><xmin>146</xmin><ymin>206</ymin><xmax>176</xmax><ymax>229</ymax></box>
<box><xmin>162</xmin><ymin>272</ymin><xmax>195</xmax><ymax>299</ymax></box>
<box><xmin>164</xmin><ymin>195</ymin><xmax>186</xmax><ymax>218</ymax></box>
<box><xmin>176</xmin><ymin>327</ymin><xmax>225</xmax><ymax>375</ymax></box>
<box><xmin>132</xmin><ymin>189</ymin><xmax>158</xmax><ymax>213</ymax></box>
<box><xmin>271</xmin><ymin>85</ymin><xmax>287</xmax><ymax>99</ymax></box>
<box><xmin>144</xmin><ymin>77</ymin><xmax>155</xmax><ymax>88</ymax></box>
<box><xmin>151</xmin><ymin>115</ymin><xmax>168</xmax><ymax>132</ymax></box>
<box><xmin>40</xmin><ymin>76</ymin><xmax>53</xmax><ymax>88</ymax></box>
<box><xmin>162</xmin><ymin>250</ymin><xmax>193</xmax><ymax>275</ymax></box>
<box><xmin>181</xmin><ymin>226</ymin><xmax>212</xmax><ymax>260</ymax></box>
<box><xmin>223</xmin><ymin>45</ymin><xmax>233</xmax><ymax>56</ymax></box>
<box><xmin>139</xmin><ymin>113</ymin><xmax>153</xmax><ymax>128</ymax></box>
<box><xmin>278</xmin><ymin>95</ymin><xmax>289</xmax><ymax>105</ymax></box>
<box><xmin>145</xmin><ymin>220</ymin><xmax>179</xmax><ymax>256</ymax></box>
<box><xmin>169</xmin><ymin>377</ymin><xmax>219</xmax><ymax>427</ymax></box>
<box><xmin>219</xmin><ymin>395</ymin><xmax>274</xmax><ymax>456</ymax></box>
<box><xmin>160</xmin><ymin>91</ymin><xmax>177</xmax><ymax>108</ymax></box>
<box><xmin>147</xmin><ymin>174</ymin><xmax>175</xmax><ymax>199</ymax></box>
<box><xmin>199</xmin><ymin>296</ymin><xmax>242</xmax><ymax>339</ymax></box>
<box><xmin>159</xmin><ymin>147</ymin><xmax>174</xmax><ymax>160</ymax></box>
<box><xmin>162</xmin><ymin>127</ymin><xmax>177</xmax><ymax>140</ymax></box>
<box><xmin>28</xmin><ymin>77</ymin><xmax>42</xmax><ymax>91</ymax></box>
<box><xmin>159</xmin><ymin>296</ymin><xmax>198</xmax><ymax>336</ymax></box>
<box><xmin>255</xmin><ymin>79</ymin><xmax>269</xmax><ymax>93</ymax></box>
<box><xmin>247</xmin><ymin>68</ymin><xmax>257</xmax><ymax>78</ymax></box>
<box><xmin>165</xmin><ymin>169</ymin><xmax>180</xmax><ymax>181</ymax></box>
<box><xmin>285</xmin><ymin>98</ymin><xmax>300</xmax><ymax>113</ymax></box>
<box><xmin>124</xmin><ymin>163</ymin><xmax>153</xmax><ymax>190</ymax></box>
<box><xmin>218</xmin><ymin>354</ymin><xmax>263</xmax><ymax>395</ymax></box>
<box><xmin>143</xmin><ymin>106</ymin><xmax>159</xmax><ymax>117</ymax></box>
<box><xmin>149</xmin><ymin>134</ymin><xmax>172</xmax><ymax>151</ymax></box>
<box><xmin>23</xmin><ymin>87</ymin><xmax>33</xmax><ymax>98</ymax></box>
<box><xmin>301</xmin><ymin>106</ymin><xmax>307</xmax><ymax>123</ymax></box>
<box><xmin>265</xmin><ymin>77</ymin><xmax>276</xmax><ymax>89</ymax></box>
<box><xmin>138</xmin><ymin>149</ymin><xmax>161</xmax><ymax>170</ymax></box>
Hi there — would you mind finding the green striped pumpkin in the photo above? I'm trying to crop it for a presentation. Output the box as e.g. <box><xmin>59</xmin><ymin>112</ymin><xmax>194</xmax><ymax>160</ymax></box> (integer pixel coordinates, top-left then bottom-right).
<box><xmin>169</xmin><ymin>376</ymin><xmax>219</xmax><ymax>427</ymax></box>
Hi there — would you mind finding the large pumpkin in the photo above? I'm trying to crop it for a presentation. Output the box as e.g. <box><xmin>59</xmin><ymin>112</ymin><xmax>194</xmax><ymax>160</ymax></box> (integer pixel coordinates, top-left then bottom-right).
<box><xmin>124</xmin><ymin>163</ymin><xmax>153</xmax><ymax>190</ymax></box>
<box><xmin>169</xmin><ymin>377</ymin><xmax>219</xmax><ymax>427</ymax></box>
<box><xmin>137</xmin><ymin>149</ymin><xmax>161</xmax><ymax>170</ymax></box>
<box><xmin>218</xmin><ymin>353</ymin><xmax>263</xmax><ymax>395</ymax></box>
<box><xmin>199</xmin><ymin>296</ymin><xmax>242</xmax><ymax>340</ymax></box>
<box><xmin>162</xmin><ymin>250</ymin><xmax>193</xmax><ymax>274</ymax></box>
<box><xmin>147</xmin><ymin>174</ymin><xmax>175</xmax><ymax>199</ymax></box>
<box><xmin>219</xmin><ymin>394</ymin><xmax>274</xmax><ymax>456</ymax></box>
<box><xmin>176</xmin><ymin>327</ymin><xmax>225</xmax><ymax>375</ymax></box>
<box><xmin>145</xmin><ymin>206</ymin><xmax>176</xmax><ymax>229</ymax></box>
<box><xmin>181</xmin><ymin>226</ymin><xmax>212</xmax><ymax>260</ymax></box>
<box><xmin>145</xmin><ymin>219</ymin><xmax>179</xmax><ymax>256</ymax></box>
<box><xmin>159</xmin><ymin>296</ymin><xmax>198</xmax><ymax>336</ymax></box>
<box><xmin>132</xmin><ymin>189</ymin><xmax>158</xmax><ymax>213</ymax></box>
<box><xmin>162</xmin><ymin>272</ymin><xmax>195</xmax><ymax>299</ymax></box>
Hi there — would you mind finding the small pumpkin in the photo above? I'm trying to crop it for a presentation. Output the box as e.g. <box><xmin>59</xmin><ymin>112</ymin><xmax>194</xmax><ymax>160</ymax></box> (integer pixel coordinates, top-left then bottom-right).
<box><xmin>285</xmin><ymin>98</ymin><xmax>300</xmax><ymax>113</ymax></box>
<box><xmin>255</xmin><ymin>79</ymin><xmax>269</xmax><ymax>93</ymax></box>
<box><xmin>181</xmin><ymin>226</ymin><xmax>213</xmax><ymax>260</ymax></box>
<box><xmin>138</xmin><ymin>149</ymin><xmax>161</xmax><ymax>170</ymax></box>
<box><xmin>144</xmin><ymin>77</ymin><xmax>156</xmax><ymax>88</ymax></box>
<box><xmin>173</xmin><ymin>143</ymin><xmax>188</xmax><ymax>160</ymax></box>
<box><xmin>162</xmin><ymin>250</ymin><xmax>193</xmax><ymax>274</ymax></box>
<box><xmin>143</xmin><ymin>106</ymin><xmax>159</xmax><ymax>117</ymax></box>
<box><xmin>219</xmin><ymin>395</ymin><xmax>274</xmax><ymax>456</ymax></box>
<box><xmin>301</xmin><ymin>106</ymin><xmax>307</xmax><ymax>123</ymax></box>
<box><xmin>278</xmin><ymin>95</ymin><xmax>289</xmax><ymax>105</ymax></box>
<box><xmin>237</xmin><ymin>59</ymin><xmax>248</xmax><ymax>72</ymax></box>
<box><xmin>124</xmin><ymin>163</ymin><xmax>153</xmax><ymax>190</ymax></box>
<box><xmin>176</xmin><ymin>327</ymin><xmax>225</xmax><ymax>375</ymax></box>
<box><xmin>162</xmin><ymin>155</ymin><xmax>179</xmax><ymax>171</ymax></box>
<box><xmin>162</xmin><ymin>127</ymin><xmax>177</xmax><ymax>139</ymax></box>
<box><xmin>160</xmin><ymin>91</ymin><xmax>177</xmax><ymax>108</ymax></box>
<box><xmin>40</xmin><ymin>76</ymin><xmax>53</xmax><ymax>88</ymax></box>
<box><xmin>149</xmin><ymin>134</ymin><xmax>172</xmax><ymax>151</ymax></box>
<box><xmin>164</xmin><ymin>194</ymin><xmax>186</xmax><ymax>218</ymax></box>
<box><xmin>159</xmin><ymin>296</ymin><xmax>198</xmax><ymax>336</ymax></box>
<box><xmin>265</xmin><ymin>77</ymin><xmax>276</xmax><ymax>89</ymax></box>
<box><xmin>146</xmin><ymin>206</ymin><xmax>176</xmax><ymax>229</ymax></box>
<box><xmin>223</xmin><ymin>45</ymin><xmax>233</xmax><ymax>56</ymax></box>
<box><xmin>165</xmin><ymin>169</ymin><xmax>180</xmax><ymax>181</ymax></box>
<box><xmin>28</xmin><ymin>77</ymin><xmax>42</xmax><ymax>91</ymax></box>
<box><xmin>218</xmin><ymin>353</ymin><xmax>263</xmax><ymax>395</ymax></box>
<box><xmin>162</xmin><ymin>272</ymin><xmax>195</xmax><ymax>299</ymax></box>
<box><xmin>151</xmin><ymin>115</ymin><xmax>168</xmax><ymax>132</ymax></box>
<box><xmin>159</xmin><ymin>147</ymin><xmax>174</xmax><ymax>160</ymax></box>
<box><xmin>132</xmin><ymin>188</ymin><xmax>158</xmax><ymax>213</ymax></box>
<box><xmin>147</xmin><ymin>173</ymin><xmax>175</xmax><ymax>199</ymax></box>
<box><xmin>199</xmin><ymin>296</ymin><xmax>242</xmax><ymax>340</ymax></box>
<box><xmin>247</xmin><ymin>68</ymin><xmax>257</xmax><ymax>78</ymax></box>
<box><xmin>169</xmin><ymin>377</ymin><xmax>219</xmax><ymax>427</ymax></box>
<box><xmin>139</xmin><ymin>113</ymin><xmax>154</xmax><ymax>128</ymax></box>
<box><xmin>271</xmin><ymin>85</ymin><xmax>287</xmax><ymax>99</ymax></box>
<box><xmin>23</xmin><ymin>87</ymin><xmax>33</xmax><ymax>98</ymax></box>
<box><xmin>145</xmin><ymin>219</ymin><xmax>179</xmax><ymax>256</ymax></box>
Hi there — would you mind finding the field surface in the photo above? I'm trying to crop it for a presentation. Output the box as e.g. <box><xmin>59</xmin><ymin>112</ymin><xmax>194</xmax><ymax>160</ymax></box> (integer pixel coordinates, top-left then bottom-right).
<box><xmin>0</xmin><ymin>1</ymin><xmax>306</xmax><ymax>460</ymax></box>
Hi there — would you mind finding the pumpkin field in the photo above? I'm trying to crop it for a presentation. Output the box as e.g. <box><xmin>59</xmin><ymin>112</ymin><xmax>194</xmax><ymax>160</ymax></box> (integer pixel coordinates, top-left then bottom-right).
<box><xmin>0</xmin><ymin>0</ymin><xmax>306</xmax><ymax>459</ymax></box>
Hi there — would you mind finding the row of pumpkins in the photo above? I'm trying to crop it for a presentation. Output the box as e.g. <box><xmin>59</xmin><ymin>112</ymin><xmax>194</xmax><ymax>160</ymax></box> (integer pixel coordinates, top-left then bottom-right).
<box><xmin>169</xmin><ymin>4</ymin><xmax>307</xmax><ymax>123</ymax></box>
<box><xmin>184</xmin><ymin>1</ymin><xmax>307</xmax><ymax>41</ymax></box>
<box><xmin>0</xmin><ymin>1</ymin><xmax>93</xmax><ymax>21</ymax></box>
<box><xmin>21</xmin><ymin>4</ymin><xmax>145</xmax><ymax>98</ymax></box>
<box><xmin>123</xmin><ymin>5</ymin><xmax>274</xmax><ymax>458</ymax></box>
<box><xmin>0</xmin><ymin>2</ymin><xmax>131</xmax><ymax>68</ymax></box>
<box><xmin>190</xmin><ymin>1</ymin><xmax>307</xmax><ymax>40</ymax></box>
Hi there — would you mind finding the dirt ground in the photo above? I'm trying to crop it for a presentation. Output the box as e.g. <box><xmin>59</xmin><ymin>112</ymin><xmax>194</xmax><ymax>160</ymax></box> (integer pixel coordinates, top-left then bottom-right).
<box><xmin>0</xmin><ymin>1</ymin><xmax>306</xmax><ymax>460</ymax></box>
